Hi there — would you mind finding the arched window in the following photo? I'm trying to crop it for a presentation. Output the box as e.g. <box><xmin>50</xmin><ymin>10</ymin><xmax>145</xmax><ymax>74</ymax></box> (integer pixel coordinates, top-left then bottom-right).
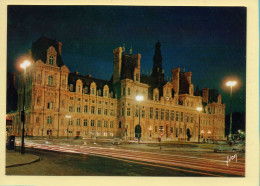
<box><xmin>49</xmin><ymin>56</ymin><xmax>54</xmax><ymax>65</ymax></box>
<box><xmin>91</xmin><ymin>88</ymin><xmax>95</xmax><ymax>95</ymax></box>
<box><xmin>123</xmin><ymin>87</ymin><xmax>126</xmax><ymax>96</ymax></box>
<box><xmin>48</xmin><ymin>76</ymin><xmax>54</xmax><ymax>85</ymax></box>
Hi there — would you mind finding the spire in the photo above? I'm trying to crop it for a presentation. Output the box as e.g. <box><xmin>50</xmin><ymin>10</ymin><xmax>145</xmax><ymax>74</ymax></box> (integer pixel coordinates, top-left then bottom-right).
<box><xmin>151</xmin><ymin>41</ymin><xmax>164</xmax><ymax>87</ymax></box>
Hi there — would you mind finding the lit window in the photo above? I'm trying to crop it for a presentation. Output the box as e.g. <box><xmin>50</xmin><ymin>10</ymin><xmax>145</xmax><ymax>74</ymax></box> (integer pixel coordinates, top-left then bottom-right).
<box><xmin>110</xmin><ymin>109</ymin><xmax>114</xmax><ymax>116</ymax></box>
<box><xmin>110</xmin><ymin>121</ymin><xmax>113</xmax><ymax>128</ymax></box>
<box><xmin>47</xmin><ymin>101</ymin><xmax>53</xmax><ymax>109</ymax></box>
<box><xmin>84</xmin><ymin>119</ymin><xmax>87</xmax><ymax>126</ymax></box>
<box><xmin>49</xmin><ymin>56</ymin><xmax>54</xmax><ymax>65</ymax></box>
<box><xmin>77</xmin><ymin>106</ymin><xmax>81</xmax><ymax>112</ymax></box>
<box><xmin>76</xmin><ymin>119</ymin><xmax>80</xmax><ymax>126</ymax></box>
<box><xmin>84</xmin><ymin>87</ymin><xmax>88</xmax><ymax>94</ymax></box>
<box><xmin>142</xmin><ymin>110</ymin><xmax>145</xmax><ymax>118</ymax></box>
<box><xmin>150</xmin><ymin>107</ymin><xmax>153</xmax><ymax>119</ymax></box>
<box><xmin>127</xmin><ymin>108</ymin><xmax>130</xmax><ymax>116</ymax></box>
<box><xmin>171</xmin><ymin>110</ymin><xmax>174</xmax><ymax>121</ymax></box>
<box><xmin>123</xmin><ymin>87</ymin><xmax>126</xmax><ymax>96</ymax></box>
<box><xmin>91</xmin><ymin>106</ymin><xmax>95</xmax><ymax>114</ymax></box>
<box><xmin>110</xmin><ymin>132</ymin><xmax>114</xmax><ymax>136</ymax></box>
<box><xmin>91</xmin><ymin>120</ymin><xmax>95</xmax><ymax>127</ymax></box>
<box><xmin>47</xmin><ymin>116</ymin><xmax>52</xmax><ymax>124</ymax></box>
<box><xmin>84</xmin><ymin>106</ymin><xmax>88</xmax><ymax>113</ymax></box>
<box><xmin>166</xmin><ymin>110</ymin><xmax>169</xmax><ymax>120</ymax></box>
<box><xmin>48</xmin><ymin>76</ymin><xmax>54</xmax><ymax>85</ymax></box>
<box><xmin>104</xmin><ymin>121</ymin><xmax>107</xmax><ymax>127</ymax></box>
<box><xmin>103</xmin><ymin>132</ymin><xmax>107</xmax><ymax>136</ymax></box>
<box><xmin>98</xmin><ymin>120</ymin><xmax>101</xmax><ymax>127</ymax></box>
<box><xmin>104</xmin><ymin>109</ymin><xmax>108</xmax><ymax>115</ymax></box>
<box><xmin>155</xmin><ymin>108</ymin><xmax>159</xmax><ymax>119</ymax></box>
<box><xmin>69</xmin><ymin>119</ymin><xmax>73</xmax><ymax>125</ymax></box>
<box><xmin>161</xmin><ymin>109</ymin><xmax>164</xmax><ymax>120</ymax></box>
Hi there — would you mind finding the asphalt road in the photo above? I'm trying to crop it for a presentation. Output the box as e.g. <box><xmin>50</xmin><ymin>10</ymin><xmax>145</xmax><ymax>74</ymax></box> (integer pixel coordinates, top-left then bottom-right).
<box><xmin>7</xmin><ymin>139</ymin><xmax>245</xmax><ymax>176</ymax></box>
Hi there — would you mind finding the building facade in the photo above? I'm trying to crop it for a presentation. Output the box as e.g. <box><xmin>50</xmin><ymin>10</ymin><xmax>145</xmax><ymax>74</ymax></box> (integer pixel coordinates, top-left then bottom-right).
<box><xmin>8</xmin><ymin>37</ymin><xmax>225</xmax><ymax>141</ymax></box>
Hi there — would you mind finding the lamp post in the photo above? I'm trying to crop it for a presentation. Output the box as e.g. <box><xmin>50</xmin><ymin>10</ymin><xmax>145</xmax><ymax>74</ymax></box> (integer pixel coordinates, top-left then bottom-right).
<box><xmin>65</xmin><ymin>115</ymin><xmax>71</xmax><ymax>140</ymax></box>
<box><xmin>20</xmin><ymin>60</ymin><xmax>30</xmax><ymax>154</ymax></box>
<box><xmin>226</xmin><ymin>81</ymin><xmax>236</xmax><ymax>141</ymax></box>
<box><xmin>196</xmin><ymin>107</ymin><xmax>202</xmax><ymax>143</ymax></box>
<box><xmin>136</xmin><ymin>95</ymin><xmax>143</xmax><ymax>142</ymax></box>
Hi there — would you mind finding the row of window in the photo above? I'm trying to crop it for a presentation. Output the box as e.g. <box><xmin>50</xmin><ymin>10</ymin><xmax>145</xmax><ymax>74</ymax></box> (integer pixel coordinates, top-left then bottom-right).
<box><xmin>120</xmin><ymin>108</ymin><xmax>195</xmax><ymax>123</ymax></box>
<box><xmin>68</xmin><ymin>106</ymin><xmax>115</xmax><ymax>116</ymax></box>
<box><xmin>69</xmin><ymin>84</ymin><xmax>112</xmax><ymax>97</ymax></box>
<box><xmin>68</xmin><ymin>119</ymin><xmax>114</xmax><ymax>128</ymax></box>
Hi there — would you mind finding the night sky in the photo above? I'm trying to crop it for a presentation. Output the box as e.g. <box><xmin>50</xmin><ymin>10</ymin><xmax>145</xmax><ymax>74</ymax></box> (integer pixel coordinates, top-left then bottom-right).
<box><xmin>7</xmin><ymin>6</ymin><xmax>246</xmax><ymax>113</ymax></box>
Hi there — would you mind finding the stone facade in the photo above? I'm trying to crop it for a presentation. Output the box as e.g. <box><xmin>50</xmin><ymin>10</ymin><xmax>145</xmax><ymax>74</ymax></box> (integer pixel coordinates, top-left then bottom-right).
<box><xmin>8</xmin><ymin>37</ymin><xmax>225</xmax><ymax>141</ymax></box>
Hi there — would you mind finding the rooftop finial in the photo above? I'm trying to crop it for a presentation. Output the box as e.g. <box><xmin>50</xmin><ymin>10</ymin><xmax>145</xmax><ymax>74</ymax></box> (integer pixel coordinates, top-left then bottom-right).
<box><xmin>122</xmin><ymin>43</ymin><xmax>125</xmax><ymax>52</ymax></box>
<box><xmin>129</xmin><ymin>46</ymin><xmax>132</xmax><ymax>55</ymax></box>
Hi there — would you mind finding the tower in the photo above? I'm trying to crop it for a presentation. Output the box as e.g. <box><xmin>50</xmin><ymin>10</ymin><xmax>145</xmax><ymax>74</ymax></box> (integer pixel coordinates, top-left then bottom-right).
<box><xmin>151</xmin><ymin>41</ymin><xmax>164</xmax><ymax>86</ymax></box>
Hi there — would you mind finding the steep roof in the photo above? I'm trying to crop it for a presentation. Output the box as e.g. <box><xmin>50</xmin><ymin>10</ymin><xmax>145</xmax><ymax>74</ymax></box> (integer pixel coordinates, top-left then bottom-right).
<box><xmin>68</xmin><ymin>72</ymin><xmax>113</xmax><ymax>96</ymax></box>
<box><xmin>31</xmin><ymin>36</ymin><xmax>64</xmax><ymax>67</ymax></box>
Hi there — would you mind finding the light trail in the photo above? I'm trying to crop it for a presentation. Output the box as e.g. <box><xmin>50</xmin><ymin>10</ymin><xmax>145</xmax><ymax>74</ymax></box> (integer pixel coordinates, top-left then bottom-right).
<box><xmin>17</xmin><ymin>142</ymin><xmax>245</xmax><ymax>177</ymax></box>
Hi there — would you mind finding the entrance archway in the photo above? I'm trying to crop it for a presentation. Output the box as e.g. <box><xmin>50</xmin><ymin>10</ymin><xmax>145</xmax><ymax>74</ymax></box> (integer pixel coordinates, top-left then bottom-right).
<box><xmin>135</xmin><ymin>125</ymin><xmax>142</xmax><ymax>140</ymax></box>
<box><xmin>187</xmin><ymin>128</ymin><xmax>191</xmax><ymax>141</ymax></box>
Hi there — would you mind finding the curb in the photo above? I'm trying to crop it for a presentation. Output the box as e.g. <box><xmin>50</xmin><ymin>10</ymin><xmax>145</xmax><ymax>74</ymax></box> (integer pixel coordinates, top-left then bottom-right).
<box><xmin>6</xmin><ymin>157</ymin><xmax>41</xmax><ymax>168</ymax></box>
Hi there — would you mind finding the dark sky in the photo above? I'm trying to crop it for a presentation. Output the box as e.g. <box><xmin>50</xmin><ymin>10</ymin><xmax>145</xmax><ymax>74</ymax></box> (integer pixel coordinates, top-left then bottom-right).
<box><xmin>7</xmin><ymin>6</ymin><xmax>246</xmax><ymax>113</ymax></box>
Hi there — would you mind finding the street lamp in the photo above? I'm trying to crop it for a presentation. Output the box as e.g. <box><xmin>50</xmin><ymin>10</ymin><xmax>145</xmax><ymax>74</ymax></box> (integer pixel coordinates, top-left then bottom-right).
<box><xmin>65</xmin><ymin>115</ymin><xmax>71</xmax><ymax>140</ymax></box>
<box><xmin>226</xmin><ymin>81</ymin><xmax>236</xmax><ymax>141</ymax></box>
<box><xmin>20</xmin><ymin>60</ymin><xmax>30</xmax><ymax>154</ymax></box>
<box><xmin>136</xmin><ymin>95</ymin><xmax>143</xmax><ymax>142</ymax></box>
<box><xmin>196</xmin><ymin>107</ymin><xmax>202</xmax><ymax>143</ymax></box>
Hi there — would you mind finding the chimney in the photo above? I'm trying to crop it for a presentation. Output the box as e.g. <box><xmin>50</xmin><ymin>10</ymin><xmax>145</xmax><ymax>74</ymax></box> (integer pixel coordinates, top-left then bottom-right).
<box><xmin>202</xmin><ymin>88</ymin><xmax>209</xmax><ymax>104</ymax></box>
<box><xmin>184</xmin><ymin>72</ymin><xmax>192</xmax><ymax>84</ymax></box>
<box><xmin>58</xmin><ymin>42</ymin><xmax>62</xmax><ymax>55</ymax></box>
<box><xmin>171</xmin><ymin>68</ymin><xmax>180</xmax><ymax>94</ymax></box>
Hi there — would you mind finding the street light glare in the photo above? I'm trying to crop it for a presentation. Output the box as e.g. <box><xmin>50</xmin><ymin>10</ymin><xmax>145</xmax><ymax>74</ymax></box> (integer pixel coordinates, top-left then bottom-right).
<box><xmin>20</xmin><ymin>60</ymin><xmax>31</xmax><ymax>69</ymax></box>
<box><xmin>65</xmin><ymin>115</ymin><xmax>71</xmax><ymax>118</ymax></box>
<box><xmin>136</xmin><ymin>95</ymin><xmax>144</xmax><ymax>101</ymax></box>
<box><xmin>196</xmin><ymin>107</ymin><xmax>202</xmax><ymax>111</ymax></box>
<box><xmin>226</xmin><ymin>81</ymin><xmax>236</xmax><ymax>87</ymax></box>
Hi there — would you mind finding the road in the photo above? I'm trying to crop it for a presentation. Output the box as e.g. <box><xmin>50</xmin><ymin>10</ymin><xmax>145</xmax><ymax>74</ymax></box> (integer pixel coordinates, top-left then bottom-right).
<box><xmin>8</xmin><ymin>139</ymin><xmax>245</xmax><ymax>177</ymax></box>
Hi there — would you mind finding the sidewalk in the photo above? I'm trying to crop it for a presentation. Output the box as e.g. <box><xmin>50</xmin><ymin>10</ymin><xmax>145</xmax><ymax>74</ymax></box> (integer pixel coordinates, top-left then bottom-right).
<box><xmin>6</xmin><ymin>150</ymin><xmax>40</xmax><ymax>168</ymax></box>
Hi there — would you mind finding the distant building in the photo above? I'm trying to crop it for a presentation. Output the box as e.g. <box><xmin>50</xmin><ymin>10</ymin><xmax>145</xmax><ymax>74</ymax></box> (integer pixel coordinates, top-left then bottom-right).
<box><xmin>6</xmin><ymin>72</ymin><xmax>17</xmax><ymax>113</ymax></box>
<box><xmin>8</xmin><ymin>37</ymin><xmax>225</xmax><ymax>141</ymax></box>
